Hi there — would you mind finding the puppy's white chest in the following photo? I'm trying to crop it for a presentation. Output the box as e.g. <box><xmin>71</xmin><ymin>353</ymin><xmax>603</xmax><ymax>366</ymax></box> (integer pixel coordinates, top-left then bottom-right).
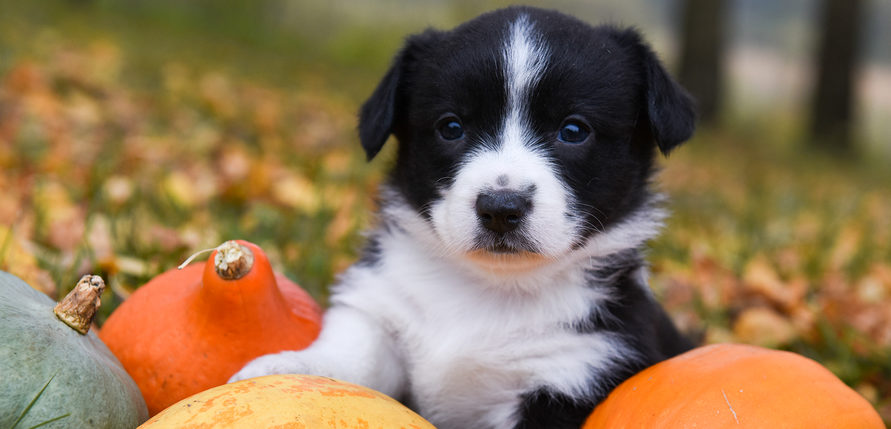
<box><xmin>407</xmin><ymin>327</ymin><xmax>545</xmax><ymax>427</ymax></box>
<box><xmin>337</xmin><ymin>235</ymin><xmax>625</xmax><ymax>428</ymax></box>
<box><xmin>387</xmin><ymin>272</ymin><xmax>614</xmax><ymax>428</ymax></box>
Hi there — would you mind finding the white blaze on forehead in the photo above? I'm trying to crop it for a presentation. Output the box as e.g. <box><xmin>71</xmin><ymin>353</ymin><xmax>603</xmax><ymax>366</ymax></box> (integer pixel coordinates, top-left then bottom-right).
<box><xmin>502</xmin><ymin>14</ymin><xmax>549</xmax><ymax>150</ymax></box>
<box><xmin>504</xmin><ymin>15</ymin><xmax>549</xmax><ymax>114</ymax></box>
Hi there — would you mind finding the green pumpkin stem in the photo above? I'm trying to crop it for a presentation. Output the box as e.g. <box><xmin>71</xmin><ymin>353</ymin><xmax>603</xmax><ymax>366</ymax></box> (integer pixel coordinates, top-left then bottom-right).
<box><xmin>53</xmin><ymin>275</ymin><xmax>105</xmax><ymax>335</ymax></box>
<box><xmin>214</xmin><ymin>240</ymin><xmax>254</xmax><ymax>280</ymax></box>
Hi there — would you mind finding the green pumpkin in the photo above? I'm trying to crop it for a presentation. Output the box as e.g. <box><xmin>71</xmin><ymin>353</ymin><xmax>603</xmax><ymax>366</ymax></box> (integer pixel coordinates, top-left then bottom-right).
<box><xmin>0</xmin><ymin>271</ymin><xmax>149</xmax><ymax>428</ymax></box>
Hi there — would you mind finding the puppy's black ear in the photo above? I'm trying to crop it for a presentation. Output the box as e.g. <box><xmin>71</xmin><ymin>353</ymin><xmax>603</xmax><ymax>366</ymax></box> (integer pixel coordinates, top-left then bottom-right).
<box><xmin>358</xmin><ymin>57</ymin><xmax>402</xmax><ymax>161</ymax></box>
<box><xmin>358</xmin><ymin>30</ymin><xmax>440</xmax><ymax>161</ymax></box>
<box><xmin>638</xmin><ymin>40</ymin><xmax>697</xmax><ymax>155</ymax></box>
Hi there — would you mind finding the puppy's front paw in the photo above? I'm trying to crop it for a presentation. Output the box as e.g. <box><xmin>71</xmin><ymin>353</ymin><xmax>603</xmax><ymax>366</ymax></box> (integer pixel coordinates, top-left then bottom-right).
<box><xmin>228</xmin><ymin>351</ymin><xmax>313</xmax><ymax>383</ymax></box>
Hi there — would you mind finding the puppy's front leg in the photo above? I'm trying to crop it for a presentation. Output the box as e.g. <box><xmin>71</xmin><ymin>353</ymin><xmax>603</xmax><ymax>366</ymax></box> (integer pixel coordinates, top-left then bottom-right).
<box><xmin>228</xmin><ymin>305</ymin><xmax>407</xmax><ymax>398</ymax></box>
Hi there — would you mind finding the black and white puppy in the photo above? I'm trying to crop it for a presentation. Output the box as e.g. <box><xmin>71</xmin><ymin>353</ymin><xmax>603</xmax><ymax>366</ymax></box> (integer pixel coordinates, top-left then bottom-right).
<box><xmin>231</xmin><ymin>6</ymin><xmax>695</xmax><ymax>428</ymax></box>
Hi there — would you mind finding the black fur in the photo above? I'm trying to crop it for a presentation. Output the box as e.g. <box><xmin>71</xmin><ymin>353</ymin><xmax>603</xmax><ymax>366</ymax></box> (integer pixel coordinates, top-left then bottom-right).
<box><xmin>355</xmin><ymin>235</ymin><xmax>383</xmax><ymax>267</ymax></box>
<box><xmin>359</xmin><ymin>7</ymin><xmax>695</xmax><ymax>233</ymax></box>
<box><xmin>357</xmin><ymin>6</ymin><xmax>695</xmax><ymax>428</ymax></box>
<box><xmin>513</xmin><ymin>250</ymin><xmax>693</xmax><ymax>429</ymax></box>
<box><xmin>577</xmin><ymin>249</ymin><xmax>693</xmax><ymax>360</ymax></box>
<box><xmin>516</xmin><ymin>388</ymin><xmax>599</xmax><ymax>429</ymax></box>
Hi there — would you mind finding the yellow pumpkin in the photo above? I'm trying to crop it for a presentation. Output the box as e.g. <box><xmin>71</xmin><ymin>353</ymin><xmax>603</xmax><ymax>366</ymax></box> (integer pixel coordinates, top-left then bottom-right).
<box><xmin>584</xmin><ymin>343</ymin><xmax>884</xmax><ymax>428</ymax></box>
<box><xmin>139</xmin><ymin>374</ymin><xmax>435</xmax><ymax>429</ymax></box>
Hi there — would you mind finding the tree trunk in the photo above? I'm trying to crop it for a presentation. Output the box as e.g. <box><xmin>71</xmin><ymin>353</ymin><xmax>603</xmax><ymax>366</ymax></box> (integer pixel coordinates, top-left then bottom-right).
<box><xmin>677</xmin><ymin>0</ymin><xmax>728</xmax><ymax>127</ymax></box>
<box><xmin>810</xmin><ymin>0</ymin><xmax>864</xmax><ymax>153</ymax></box>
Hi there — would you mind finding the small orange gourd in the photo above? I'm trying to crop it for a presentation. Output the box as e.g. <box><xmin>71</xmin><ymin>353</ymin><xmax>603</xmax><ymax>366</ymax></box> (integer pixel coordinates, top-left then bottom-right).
<box><xmin>100</xmin><ymin>240</ymin><xmax>322</xmax><ymax>415</ymax></box>
<box><xmin>583</xmin><ymin>343</ymin><xmax>884</xmax><ymax>428</ymax></box>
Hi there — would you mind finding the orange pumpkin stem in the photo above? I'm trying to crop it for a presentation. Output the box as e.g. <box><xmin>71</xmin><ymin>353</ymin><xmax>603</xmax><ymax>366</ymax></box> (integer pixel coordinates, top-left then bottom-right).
<box><xmin>214</xmin><ymin>240</ymin><xmax>254</xmax><ymax>280</ymax></box>
<box><xmin>197</xmin><ymin>240</ymin><xmax>290</xmax><ymax>325</ymax></box>
<box><xmin>54</xmin><ymin>274</ymin><xmax>105</xmax><ymax>334</ymax></box>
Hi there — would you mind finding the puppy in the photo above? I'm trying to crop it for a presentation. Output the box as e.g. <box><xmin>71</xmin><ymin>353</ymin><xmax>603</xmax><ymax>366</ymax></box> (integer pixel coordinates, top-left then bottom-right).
<box><xmin>231</xmin><ymin>6</ymin><xmax>695</xmax><ymax>428</ymax></box>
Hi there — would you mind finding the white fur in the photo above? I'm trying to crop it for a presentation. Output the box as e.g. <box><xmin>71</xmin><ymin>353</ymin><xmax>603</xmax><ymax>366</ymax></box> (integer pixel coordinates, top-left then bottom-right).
<box><xmin>230</xmin><ymin>14</ymin><xmax>664</xmax><ymax>429</ymax></box>
<box><xmin>231</xmin><ymin>191</ymin><xmax>662</xmax><ymax>428</ymax></box>
<box><xmin>227</xmin><ymin>304</ymin><xmax>407</xmax><ymax>395</ymax></box>
<box><xmin>504</xmin><ymin>15</ymin><xmax>549</xmax><ymax>119</ymax></box>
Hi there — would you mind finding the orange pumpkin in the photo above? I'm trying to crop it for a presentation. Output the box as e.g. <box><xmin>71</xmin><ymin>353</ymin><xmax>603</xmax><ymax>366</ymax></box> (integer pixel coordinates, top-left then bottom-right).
<box><xmin>139</xmin><ymin>374</ymin><xmax>436</xmax><ymax>429</ymax></box>
<box><xmin>100</xmin><ymin>240</ymin><xmax>322</xmax><ymax>415</ymax></box>
<box><xmin>584</xmin><ymin>343</ymin><xmax>884</xmax><ymax>428</ymax></box>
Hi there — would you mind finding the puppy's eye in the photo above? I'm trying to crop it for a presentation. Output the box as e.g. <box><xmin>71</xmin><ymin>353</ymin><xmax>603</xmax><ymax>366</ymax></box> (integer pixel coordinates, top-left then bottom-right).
<box><xmin>558</xmin><ymin>118</ymin><xmax>592</xmax><ymax>144</ymax></box>
<box><xmin>436</xmin><ymin>116</ymin><xmax>465</xmax><ymax>141</ymax></box>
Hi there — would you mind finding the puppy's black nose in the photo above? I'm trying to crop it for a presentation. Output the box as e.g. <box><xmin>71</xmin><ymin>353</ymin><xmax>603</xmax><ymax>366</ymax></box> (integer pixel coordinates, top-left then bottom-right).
<box><xmin>475</xmin><ymin>191</ymin><xmax>531</xmax><ymax>234</ymax></box>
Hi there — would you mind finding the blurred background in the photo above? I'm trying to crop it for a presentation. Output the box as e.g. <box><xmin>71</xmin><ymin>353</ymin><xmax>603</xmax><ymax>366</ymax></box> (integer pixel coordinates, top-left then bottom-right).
<box><xmin>0</xmin><ymin>0</ymin><xmax>889</xmax><ymax>422</ymax></box>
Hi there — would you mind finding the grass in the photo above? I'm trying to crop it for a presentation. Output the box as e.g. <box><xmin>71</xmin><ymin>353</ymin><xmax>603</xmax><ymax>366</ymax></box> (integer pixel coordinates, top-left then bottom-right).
<box><xmin>1</xmin><ymin>0</ymin><xmax>889</xmax><ymax>423</ymax></box>
<box><xmin>9</xmin><ymin>374</ymin><xmax>71</xmax><ymax>429</ymax></box>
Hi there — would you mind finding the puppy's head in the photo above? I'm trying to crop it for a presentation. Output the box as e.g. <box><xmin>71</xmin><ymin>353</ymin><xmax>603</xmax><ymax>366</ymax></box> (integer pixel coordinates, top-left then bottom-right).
<box><xmin>360</xmin><ymin>7</ymin><xmax>695</xmax><ymax>273</ymax></box>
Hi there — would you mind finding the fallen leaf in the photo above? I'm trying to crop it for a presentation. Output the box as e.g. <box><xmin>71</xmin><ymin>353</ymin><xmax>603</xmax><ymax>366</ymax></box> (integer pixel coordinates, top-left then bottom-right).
<box><xmin>0</xmin><ymin>226</ymin><xmax>56</xmax><ymax>297</ymax></box>
<box><xmin>103</xmin><ymin>175</ymin><xmax>134</xmax><ymax>206</ymax></box>
<box><xmin>271</xmin><ymin>171</ymin><xmax>319</xmax><ymax>213</ymax></box>
<box><xmin>732</xmin><ymin>306</ymin><xmax>796</xmax><ymax>348</ymax></box>
<box><xmin>742</xmin><ymin>254</ymin><xmax>807</xmax><ymax>312</ymax></box>
<box><xmin>163</xmin><ymin>171</ymin><xmax>198</xmax><ymax>209</ymax></box>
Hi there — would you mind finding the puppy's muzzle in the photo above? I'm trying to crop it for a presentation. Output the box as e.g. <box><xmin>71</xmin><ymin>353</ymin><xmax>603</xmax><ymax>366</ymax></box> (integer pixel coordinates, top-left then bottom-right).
<box><xmin>475</xmin><ymin>190</ymin><xmax>532</xmax><ymax>234</ymax></box>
